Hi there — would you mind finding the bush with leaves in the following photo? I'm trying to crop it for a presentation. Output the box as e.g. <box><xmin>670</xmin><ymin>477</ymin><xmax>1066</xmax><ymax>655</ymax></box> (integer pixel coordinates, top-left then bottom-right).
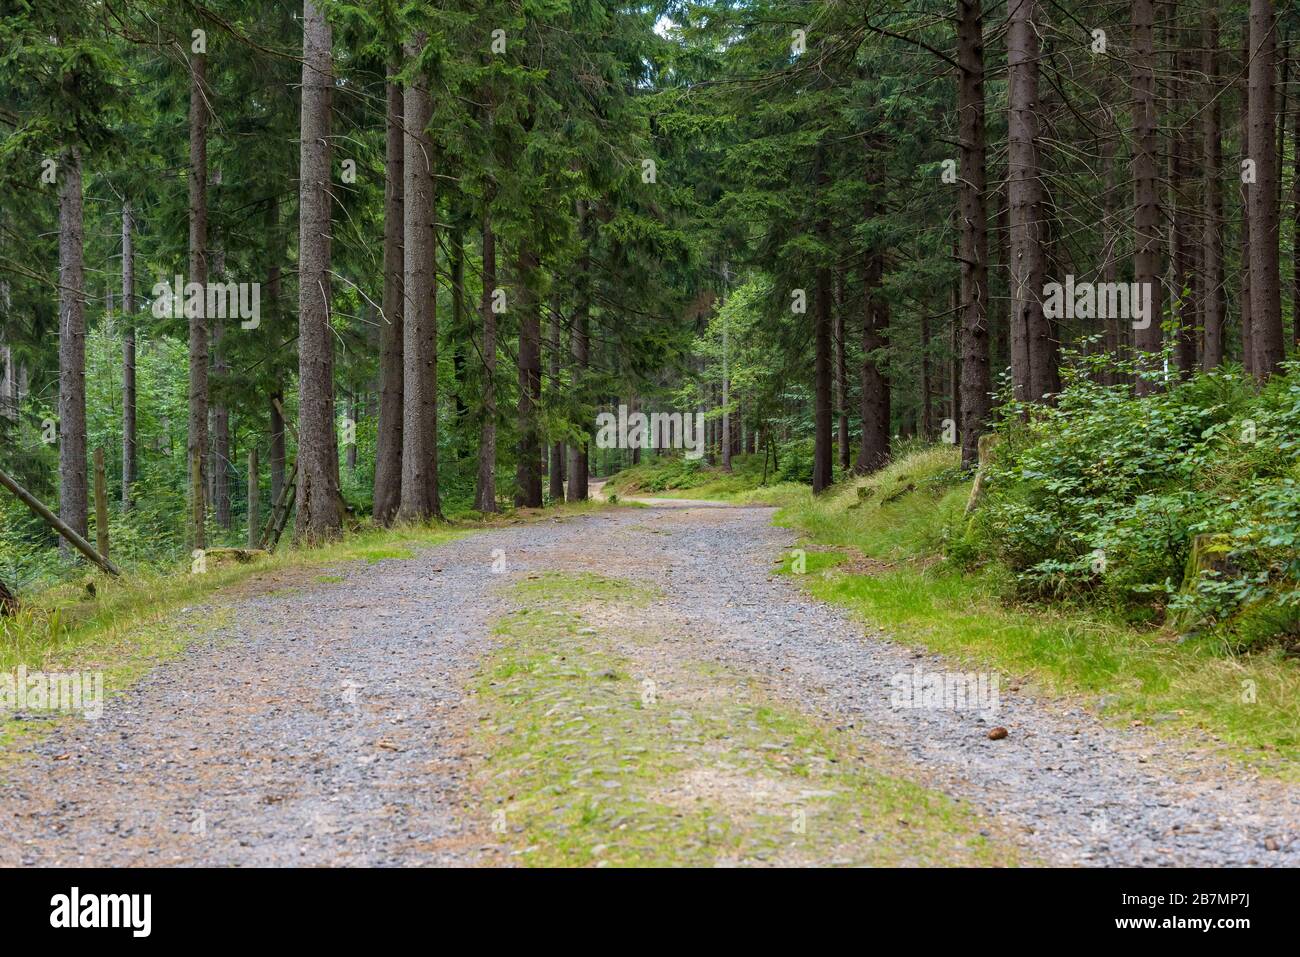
<box><xmin>962</xmin><ymin>352</ymin><xmax>1300</xmax><ymax>641</ymax></box>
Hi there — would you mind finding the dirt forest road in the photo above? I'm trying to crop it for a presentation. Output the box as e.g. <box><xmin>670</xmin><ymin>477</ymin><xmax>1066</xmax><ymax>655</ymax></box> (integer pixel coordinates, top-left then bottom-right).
<box><xmin>2</xmin><ymin>500</ymin><xmax>1297</xmax><ymax>867</ymax></box>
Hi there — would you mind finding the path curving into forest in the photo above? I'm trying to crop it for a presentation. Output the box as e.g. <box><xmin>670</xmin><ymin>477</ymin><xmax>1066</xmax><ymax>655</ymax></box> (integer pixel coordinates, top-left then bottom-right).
<box><xmin>1</xmin><ymin>502</ymin><xmax>1296</xmax><ymax>867</ymax></box>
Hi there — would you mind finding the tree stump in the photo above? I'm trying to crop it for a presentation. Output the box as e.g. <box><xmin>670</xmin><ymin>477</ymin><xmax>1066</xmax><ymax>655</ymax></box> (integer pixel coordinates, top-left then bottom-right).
<box><xmin>1173</xmin><ymin>533</ymin><xmax>1238</xmax><ymax>632</ymax></box>
<box><xmin>0</xmin><ymin>578</ymin><xmax>17</xmax><ymax>617</ymax></box>
<box><xmin>964</xmin><ymin>433</ymin><xmax>1001</xmax><ymax>515</ymax></box>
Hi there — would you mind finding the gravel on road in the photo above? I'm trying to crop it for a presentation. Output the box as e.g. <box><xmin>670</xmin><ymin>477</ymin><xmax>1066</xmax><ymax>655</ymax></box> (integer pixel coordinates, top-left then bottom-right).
<box><xmin>1</xmin><ymin>500</ymin><xmax>1295</xmax><ymax>866</ymax></box>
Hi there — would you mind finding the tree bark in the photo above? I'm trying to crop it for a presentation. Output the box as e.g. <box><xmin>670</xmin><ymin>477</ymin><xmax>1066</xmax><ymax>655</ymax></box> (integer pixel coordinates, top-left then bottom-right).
<box><xmin>1099</xmin><ymin>105</ymin><xmax>1123</xmax><ymax>381</ymax></box>
<box><xmin>58</xmin><ymin>148</ymin><xmax>88</xmax><ymax>557</ymax></box>
<box><xmin>188</xmin><ymin>48</ymin><xmax>209</xmax><ymax>547</ymax></box>
<box><xmin>451</xmin><ymin>230</ymin><xmax>468</xmax><ymax>438</ymax></box>
<box><xmin>812</xmin><ymin>146</ymin><xmax>834</xmax><ymax>492</ymax></box>
<box><xmin>1294</xmin><ymin>47</ymin><xmax>1300</xmax><ymax>348</ymax></box>
<box><xmin>566</xmin><ymin>200</ymin><xmax>591</xmax><ymax>502</ymax></box>
<box><xmin>856</xmin><ymin>140</ymin><xmax>891</xmax><ymax>475</ymax></box>
<box><xmin>121</xmin><ymin>201</ymin><xmax>136</xmax><ymax>507</ymax></box>
<box><xmin>265</xmin><ymin>198</ymin><xmax>286</xmax><ymax>507</ymax></box>
<box><xmin>247</xmin><ymin>447</ymin><xmax>259</xmax><ymax>548</ymax></box>
<box><xmin>294</xmin><ymin>0</ymin><xmax>343</xmax><ymax>541</ymax></box>
<box><xmin>1131</xmin><ymin>0</ymin><xmax>1164</xmax><ymax>391</ymax></box>
<box><xmin>1248</xmin><ymin>0</ymin><xmax>1283</xmax><ymax>378</ymax></box>
<box><xmin>721</xmin><ymin>304</ymin><xmax>732</xmax><ymax>473</ymax></box>
<box><xmin>920</xmin><ymin>305</ymin><xmax>933</xmax><ymax>439</ymax></box>
<box><xmin>957</xmin><ymin>0</ymin><xmax>990</xmax><ymax>468</ymax></box>
<box><xmin>1171</xmin><ymin>36</ymin><xmax>1199</xmax><ymax>377</ymax></box>
<box><xmin>548</xmin><ymin>307</ymin><xmax>566</xmax><ymax>500</ymax></box>
<box><xmin>834</xmin><ymin>270</ymin><xmax>850</xmax><ymax>466</ymax></box>
<box><xmin>270</xmin><ymin>391</ymin><xmax>286</xmax><ymax>506</ymax></box>
<box><xmin>1007</xmin><ymin>0</ymin><xmax>1052</xmax><ymax>404</ymax></box>
<box><xmin>857</xmin><ymin>245</ymin><xmax>891</xmax><ymax>474</ymax></box>
<box><xmin>398</xmin><ymin>37</ymin><xmax>441</xmax><ymax>522</ymax></box>
<box><xmin>211</xmin><ymin>248</ymin><xmax>231</xmax><ymax>528</ymax></box>
<box><xmin>515</xmin><ymin>241</ymin><xmax>543</xmax><ymax>507</ymax></box>
<box><xmin>475</xmin><ymin>210</ymin><xmax>498</xmax><ymax>512</ymax></box>
<box><xmin>1240</xmin><ymin>50</ymin><xmax>1255</xmax><ymax>375</ymax></box>
<box><xmin>1202</xmin><ymin>4</ymin><xmax>1226</xmax><ymax>370</ymax></box>
<box><xmin>813</xmin><ymin>264</ymin><xmax>834</xmax><ymax>491</ymax></box>
<box><xmin>373</xmin><ymin>78</ymin><xmax>404</xmax><ymax>525</ymax></box>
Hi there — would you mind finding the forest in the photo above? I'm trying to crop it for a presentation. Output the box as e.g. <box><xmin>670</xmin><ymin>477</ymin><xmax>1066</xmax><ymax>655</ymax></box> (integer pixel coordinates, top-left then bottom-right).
<box><xmin>2</xmin><ymin>0</ymin><xmax>1300</xmax><ymax>873</ymax></box>
<box><xmin>3</xmin><ymin>0</ymin><xmax>1298</xmax><ymax>641</ymax></box>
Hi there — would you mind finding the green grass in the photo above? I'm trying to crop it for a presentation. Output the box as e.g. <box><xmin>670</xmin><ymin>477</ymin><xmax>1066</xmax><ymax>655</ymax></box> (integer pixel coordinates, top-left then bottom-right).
<box><xmin>0</xmin><ymin>499</ymin><xmax>626</xmax><ymax>753</ymax></box>
<box><xmin>605</xmin><ymin>452</ymin><xmax>810</xmax><ymax>506</ymax></box>
<box><xmin>0</xmin><ymin>523</ymin><xmax>474</xmax><ymax>750</ymax></box>
<box><xmin>773</xmin><ymin>447</ymin><xmax>1300</xmax><ymax>777</ymax></box>
<box><xmin>471</xmin><ymin>571</ymin><xmax>1023</xmax><ymax>867</ymax></box>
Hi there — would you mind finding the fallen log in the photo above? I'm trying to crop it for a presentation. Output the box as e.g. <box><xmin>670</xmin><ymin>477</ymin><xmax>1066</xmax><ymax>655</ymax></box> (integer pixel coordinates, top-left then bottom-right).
<box><xmin>0</xmin><ymin>465</ymin><xmax>121</xmax><ymax>577</ymax></box>
<box><xmin>204</xmin><ymin>548</ymin><xmax>269</xmax><ymax>568</ymax></box>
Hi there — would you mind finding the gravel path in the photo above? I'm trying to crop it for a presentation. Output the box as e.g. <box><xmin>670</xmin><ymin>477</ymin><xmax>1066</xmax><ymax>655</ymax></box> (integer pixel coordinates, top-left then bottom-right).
<box><xmin>1</xmin><ymin>501</ymin><xmax>1296</xmax><ymax>866</ymax></box>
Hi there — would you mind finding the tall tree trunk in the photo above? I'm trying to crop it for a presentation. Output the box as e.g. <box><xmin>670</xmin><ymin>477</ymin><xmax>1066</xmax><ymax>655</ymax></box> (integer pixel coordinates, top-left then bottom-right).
<box><xmin>566</xmin><ymin>200</ymin><xmax>591</xmax><ymax>503</ymax></box>
<box><xmin>270</xmin><ymin>391</ymin><xmax>286</xmax><ymax>505</ymax></box>
<box><xmin>721</xmin><ymin>298</ymin><xmax>733</xmax><ymax>473</ymax></box>
<box><xmin>265</xmin><ymin>199</ymin><xmax>286</xmax><ymax>505</ymax></box>
<box><xmin>373</xmin><ymin>78</ymin><xmax>404</xmax><ymax>525</ymax></box>
<box><xmin>58</xmin><ymin>148</ymin><xmax>88</xmax><ymax>558</ymax></box>
<box><xmin>1202</xmin><ymin>4</ymin><xmax>1226</xmax><ymax>370</ymax></box>
<box><xmin>1132</xmin><ymin>0</ymin><xmax>1164</xmax><ymax>392</ymax></box>
<box><xmin>295</xmin><ymin>0</ymin><xmax>342</xmax><ymax>541</ymax></box>
<box><xmin>857</xmin><ymin>247</ymin><xmax>891</xmax><ymax>474</ymax></box>
<box><xmin>1100</xmin><ymin>106</ymin><xmax>1123</xmax><ymax>381</ymax></box>
<box><xmin>1171</xmin><ymin>36</ymin><xmax>1199</xmax><ymax>377</ymax></box>
<box><xmin>398</xmin><ymin>37</ymin><xmax>441</xmax><ymax>522</ymax></box>
<box><xmin>813</xmin><ymin>262</ymin><xmax>833</xmax><ymax>489</ymax></box>
<box><xmin>834</xmin><ymin>270</ymin><xmax>850</xmax><ymax>466</ymax></box>
<box><xmin>1240</xmin><ymin>55</ymin><xmax>1255</xmax><ymax>374</ymax></box>
<box><xmin>957</xmin><ymin>0</ymin><xmax>990</xmax><ymax>467</ymax></box>
<box><xmin>812</xmin><ymin>147</ymin><xmax>834</xmax><ymax>493</ymax></box>
<box><xmin>920</xmin><ymin>306</ymin><xmax>933</xmax><ymax>438</ymax></box>
<box><xmin>475</xmin><ymin>210</ymin><xmax>498</xmax><ymax>512</ymax></box>
<box><xmin>1293</xmin><ymin>50</ymin><xmax>1300</xmax><ymax>348</ymax></box>
<box><xmin>515</xmin><ymin>241</ymin><xmax>543</xmax><ymax>507</ymax></box>
<box><xmin>121</xmin><ymin>201</ymin><xmax>136</xmax><ymax>507</ymax></box>
<box><xmin>188</xmin><ymin>48</ymin><xmax>209</xmax><ymax>547</ymax></box>
<box><xmin>451</xmin><ymin>229</ymin><xmax>468</xmax><ymax>439</ymax></box>
<box><xmin>548</xmin><ymin>308</ymin><xmax>565</xmax><ymax>499</ymax></box>
<box><xmin>857</xmin><ymin>141</ymin><xmax>890</xmax><ymax>475</ymax></box>
<box><xmin>211</xmin><ymin>248</ymin><xmax>231</xmax><ymax>528</ymax></box>
<box><xmin>1248</xmin><ymin>0</ymin><xmax>1283</xmax><ymax>378</ymax></box>
<box><xmin>1007</xmin><ymin>0</ymin><xmax>1051</xmax><ymax>404</ymax></box>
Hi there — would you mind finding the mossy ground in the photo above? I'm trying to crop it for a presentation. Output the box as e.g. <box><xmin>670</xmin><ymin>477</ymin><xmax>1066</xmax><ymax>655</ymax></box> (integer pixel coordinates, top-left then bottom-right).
<box><xmin>471</xmin><ymin>571</ymin><xmax>1023</xmax><ymax>867</ymax></box>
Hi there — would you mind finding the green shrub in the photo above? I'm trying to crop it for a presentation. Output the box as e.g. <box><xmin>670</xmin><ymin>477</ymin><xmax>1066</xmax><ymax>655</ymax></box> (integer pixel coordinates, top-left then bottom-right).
<box><xmin>965</xmin><ymin>356</ymin><xmax>1300</xmax><ymax>641</ymax></box>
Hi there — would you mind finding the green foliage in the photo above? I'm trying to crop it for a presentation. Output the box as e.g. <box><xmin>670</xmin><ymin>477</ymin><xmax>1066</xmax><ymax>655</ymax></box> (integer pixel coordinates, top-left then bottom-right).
<box><xmin>961</xmin><ymin>358</ymin><xmax>1300</xmax><ymax>644</ymax></box>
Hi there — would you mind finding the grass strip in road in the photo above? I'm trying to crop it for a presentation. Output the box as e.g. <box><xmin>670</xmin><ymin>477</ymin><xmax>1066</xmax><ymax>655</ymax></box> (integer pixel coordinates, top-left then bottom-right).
<box><xmin>472</xmin><ymin>571</ymin><xmax>1023</xmax><ymax>867</ymax></box>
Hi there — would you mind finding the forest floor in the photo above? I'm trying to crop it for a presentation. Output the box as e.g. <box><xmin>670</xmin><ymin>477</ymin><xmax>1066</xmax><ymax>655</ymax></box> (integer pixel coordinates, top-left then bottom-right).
<box><xmin>1</xmin><ymin>497</ymin><xmax>1297</xmax><ymax>866</ymax></box>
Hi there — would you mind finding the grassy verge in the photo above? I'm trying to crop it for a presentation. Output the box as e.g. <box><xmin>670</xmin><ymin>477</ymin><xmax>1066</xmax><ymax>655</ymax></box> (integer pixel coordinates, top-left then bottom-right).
<box><xmin>602</xmin><ymin>452</ymin><xmax>809</xmax><ymax>506</ymax></box>
<box><xmin>607</xmin><ymin>447</ymin><xmax>1300</xmax><ymax>776</ymax></box>
<box><xmin>0</xmin><ymin>499</ymin><xmax>613</xmax><ymax>752</ymax></box>
<box><xmin>771</xmin><ymin>449</ymin><xmax>1300</xmax><ymax>777</ymax></box>
<box><xmin>471</xmin><ymin>571</ymin><xmax>1023</xmax><ymax>866</ymax></box>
